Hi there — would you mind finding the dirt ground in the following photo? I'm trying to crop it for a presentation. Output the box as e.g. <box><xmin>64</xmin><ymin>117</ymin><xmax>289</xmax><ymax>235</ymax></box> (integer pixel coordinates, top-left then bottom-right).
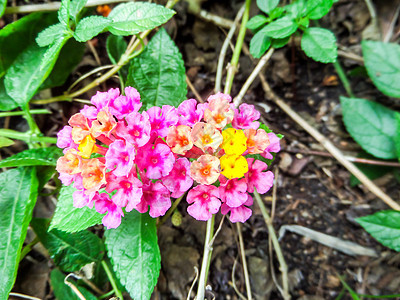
<box><xmin>5</xmin><ymin>0</ymin><xmax>400</xmax><ymax>299</ymax></box>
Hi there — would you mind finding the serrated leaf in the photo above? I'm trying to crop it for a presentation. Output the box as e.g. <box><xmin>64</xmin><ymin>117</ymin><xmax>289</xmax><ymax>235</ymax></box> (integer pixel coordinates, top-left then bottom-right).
<box><xmin>108</xmin><ymin>2</ymin><xmax>175</xmax><ymax>36</ymax></box>
<box><xmin>396</xmin><ymin>112</ymin><xmax>400</xmax><ymax>160</ymax></box>
<box><xmin>247</xmin><ymin>15</ymin><xmax>269</xmax><ymax>31</ymax></box>
<box><xmin>36</xmin><ymin>23</ymin><xmax>68</xmax><ymax>47</ymax></box>
<box><xmin>356</xmin><ymin>210</ymin><xmax>400</xmax><ymax>252</ymax></box>
<box><xmin>250</xmin><ymin>30</ymin><xmax>271</xmax><ymax>58</ymax></box>
<box><xmin>32</xmin><ymin>218</ymin><xmax>104</xmax><ymax>272</ymax></box>
<box><xmin>126</xmin><ymin>28</ymin><xmax>187</xmax><ymax>109</ymax></box>
<box><xmin>340</xmin><ymin>97</ymin><xmax>397</xmax><ymax>159</ymax></box>
<box><xmin>50</xmin><ymin>185</ymin><xmax>104</xmax><ymax>233</ymax></box>
<box><xmin>51</xmin><ymin>269</ymin><xmax>97</xmax><ymax>300</ymax></box>
<box><xmin>0</xmin><ymin>78</ymin><xmax>18</xmax><ymax>111</ymax></box>
<box><xmin>306</xmin><ymin>0</ymin><xmax>333</xmax><ymax>20</ymax></box>
<box><xmin>0</xmin><ymin>0</ymin><xmax>6</xmax><ymax>18</ymax></box>
<box><xmin>286</xmin><ymin>0</ymin><xmax>307</xmax><ymax>18</ymax></box>
<box><xmin>69</xmin><ymin>0</ymin><xmax>88</xmax><ymax>22</ymax></box>
<box><xmin>106</xmin><ymin>34</ymin><xmax>129</xmax><ymax>82</ymax></box>
<box><xmin>362</xmin><ymin>40</ymin><xmax>400</xmax><ymax>98</ymax></box>
<box><xmin>58</xmin><ymin>0</ymin><xmax>70</xmax><ymax>27</ymax></box>
<box><xmin>105</xmin><ymin>211</ymin><xmax>161</xmax><ymax>300</ymax></box>
<box><xmin>257</xmin><ymin>0</ymin><xmax>279</xmax><ymax>14</ymax></box>
<box><xmin>301</xmin><ymin>27</ymin><xmax>337</xmax><ymax>63</ymax></box>
<box><xmin>0</xmin><ymin>147</ymin><xmax>63</xmax><ymax>168</ymax></box>
<box><xmin>261</xmin><ymin>16</ymin><xmax>298</xmax><ymax>39</ymax></box>
<box><xmin>74</xmin><ymin>16</ymin><xmax>111</xmax><ymax>42</ymax></box>
<box><xmin>0</xmin><ymin>167</ymin><xmax>38</xmax><ymax>299</ymax></box>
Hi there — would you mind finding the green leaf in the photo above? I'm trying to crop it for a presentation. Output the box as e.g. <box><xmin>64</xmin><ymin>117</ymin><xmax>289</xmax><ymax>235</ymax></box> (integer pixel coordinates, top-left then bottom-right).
<box><xmin>250</xmin><ymin>30</ymin><xmax>271</xmax><ymax>58</ymax></box>
<box><xmin>0</xmin><ymin>147</ymin><xmax>63</xmax><ymax>168</ymax></box>
<box><xmin>69</xmin><ymin>0</ymin><xmax>88</xmax><ymax>23</ymax></box>
<box><xmin>261</xmin><ymin>16</ymin><xmax>298</xmax><ymax>39</ymax></box>
<box><xmin>0</xmin><ymin>0</ymin><xmax>6</xmax><ymax>18</ymax></box>
<box><xmin>58</xmin><ymin>0</ymin><xmax>70</xmax><ymax>27</ymax></box>
<box><xmin>271</xmin><ymin>36</ymin><xmax>290</xmax><ymax>48</ymax></box>
<box><xmin>395</xmin><ymin>112</ymin><xmax>400</xmax><ymax>160</ymax></box>
<box><xmin>126</xmin><ymin>28</ymin><xmax>187</xmax><ymax>109</ymax></box>
<box><xmin>50</xmin><ymin>185</ymin><xmax>104</xmax><ymax>233</ymax></box>
<box><xmin>301</xmin><ymin>27</ymin><xmax>337</xmax><ymax>63</ymax></box>
<box><xmin>36</xmin><ymin>166</ymin><xmax>57</xmax><ymax>191</ymax></box>
<box><xmin>74</xmin><ymin>16</ymin><xmax>111</xmax><ymax>42</ymax></box>
<box><xmin>108</xmin><ymin>2</ymin><xmax>175</xmax><ymax>36</ymax></box>
<box><xmin>50</xmin><ymin>268</ymin><xmax>97</xmax><ymax>300</ymax></box>
<box><xmin>105</xmin><ymin>211</ymin><xmax>161</xmax><ymax>300</ymax></box>
<box><xmin>0</xmin><ymin>136</ymin><xmax>14</xmax><ymax>148</ymax></box>
<box><xmin>0</xmin><ymin>78</ymin><xmax>18</xmax><ymax>111</ymax></box>
<box><xmin>256</xmin><ymin>0</ymin><xmax>279</xmax><ymax>15</ymax></box>
<box><xmin>362</xmin><ymin>40</ymin><xmax>400</xmax><ymax>98</ymax></box>
<box><xmin>106</xmin><ymin>34</ymin><xmax>129</xmax><ymax>82</ymax></box>
<box><xmin>31</xmin><ymin>218</ymin><xmax>105</xmax><ymax>272</ymax></box>
<box><xmin>306</xmin><ymin>0</ymin><xmax>333</xmax><ymax>20</ymax></box>
<box><xmin>286</xmin><ymin>0</ymin><xmax>307</xmax><ymax>18</ymax></box>
<box><xmin>247</xmin><ymin>14</ymin><xmax>269</xmax><ymax>31</ymax></box>
<box><xmin>356</xmin><ymin>210</ymin><xmax>400</xmax><ymax>252</ymax></box>
<box><xmin>340</xmin><ymin>96</ymin><xmax>397</xmax><ymax>159</ymax></box>
<box><xmin>269</xmin><ymin>7</ymin><xmax>284</xmax><ymax>20</ymax></box>
<box><xmin>36</xmin><ymin>23</ymin><xmax>68</xmax><ymax>47</ymax></box>
<box><xmin>0</xmin><ymin>167</ymin><xmax>38</xmax><ymax>299</ymax></box>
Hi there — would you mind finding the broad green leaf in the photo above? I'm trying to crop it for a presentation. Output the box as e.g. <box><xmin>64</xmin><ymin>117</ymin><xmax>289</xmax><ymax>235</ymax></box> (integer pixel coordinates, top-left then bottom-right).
<box><xmin>0</xmin><ymin>0</ymin><xmax>6</xmax><ymax>18</ymax></box>
<box><xmin>36</xmin><ymin>166</ymin><xmax>56</xmax><ymax>191</ymax></box>
<box><xmin>105</xmin><ymin>211</ymin><xmax>161</xmax><ymax>300</ymax></box>
<box><xmin>0</xmin><ymin>147</ymin><xmax>63</xmax><ymax>168</ymax></box>
<box><xmin>40</xmin><ymin>34</ymin><xmax>71</xmax><ymax>70</ymax></box>
<box><xmin>362</xmin><ymin>40</ymin><xmax>400</xmax><ymax>98</ymax></box>
<box><xmin>247</xmin><ymin>15</ymin><xmax>269</xmax><ymax>31</ymax></box>
<box><xmin>50</xmin><ymin>185</ymin><xmax>104</xmax><ymax>233</ymax></box>
<box><xmin>0</xmin><ymin>136</ymin><xmax>14</xmax><ymax>148</ymax></box>
<box><xmin>256</xmin><ymin>0</ymin><xmax>279</xmax><ymax>15</ymax></box>
<box><xmin>301</xmin><ymin>27</ymin><xmax>337</xmax><ymax>63</ymax></box>
<box><xmin>74</xmin><ymin>16</ymin><xmax>111</xmax><ymax>42</ymax></box>
<box><xmin>108</xmin><ymin>2</ymin><xmax>175</xmax><ymax>36</ymax></box>
<box><xmin>126</xmin><ymin>28</ymin><xmax>187</xmax><ymax>109</ymax></box>
<box><xmin>306</xmin><ymin>0</ymin><xmax>333</xmax><ymax>20</ymax></box>
<box><xmin>250</xmin><ymin>30</ymin><xmax>271</xmax><ymax>58</ymax></box>
<box><xmin>0</xmin><ymin>79</ymin><xmax>18</xmax><ymax>111</ymax></box>
<box><xmin>31</xmin><ymin>218</ymin><xmax>104</xmax><ymax>272</ymax></box>
<box><xmin>69</xmin><ymin>0</ymin><xmax>88</xmax><ymax>23</ymax></box>
<box><xmin>356</xmin><ymin>210</ymin><xmax>400</xmax><ymax>252</ymax></box>
<box><xmin>0</xmin><ymin>167</ymin><xmax>38</xmax><ymax>299</ymax></box>
<box><xmin>396</xmin><ymin>112</ymin><xmax>400</xmax><ymax>160</ymax></box>
<box><xmin>51</xmin><ymin>269</ymin><xmax>97</xmax><ymax>300</ymax></box>
<box><xmin>269</xmin><ymin>7</ymin><xmax>284</xmax><ymax>20</ymax></box>
<box><xmin>261</xmin><ymin>16</ymin><xmax>298</xmax><ymax>39</ymax></box>
<box><xmin>36</xmin><ymin>23</ymin><xmax>69</xmax><ymax>47</ymax></box>
<box><xmin>271</xmin><ymin>36</ymin><xmax>290</xmax><ymax>48</ymax></box>
<box><xmin>58</xmin><ymin>0</ymin><xmax>70</xmax><ymax>27</ymax></box>
<box><xmin>340</xmin><ymin>97</ymin><xmax>397</xmax><ymax>159</ymax></box>
<box><xmin>286</xmin><ymin>0</ymin><xmax>307</xmax><ymax>18</ymax></box>
<box><xmin>106</xmin><ymin>34</ymin><xmax>129</xmax><ymax>82</ymax></box>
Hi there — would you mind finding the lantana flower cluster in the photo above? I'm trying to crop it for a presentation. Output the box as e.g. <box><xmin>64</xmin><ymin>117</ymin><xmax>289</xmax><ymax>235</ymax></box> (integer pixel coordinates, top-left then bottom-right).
<box><xmin>56</xmin><ymin>87</ymin><xmax>280</xmax><ymax>228</ymax></box>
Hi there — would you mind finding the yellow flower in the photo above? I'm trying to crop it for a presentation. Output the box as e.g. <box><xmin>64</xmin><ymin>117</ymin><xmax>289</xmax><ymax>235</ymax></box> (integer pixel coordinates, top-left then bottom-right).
<box><xmin>78</xmin><ymin>135</ymin><xmax>97</xmax><ymax>159</ymax></box>
<box><xmin>221</xmin><ymin>128</ymin><xmax>247</xmax><ymax>155</ymax></box>
<box><xmin>220</xmin><ymin>154</ymin><xmax>248</xmax><ymax>179</ymax></box>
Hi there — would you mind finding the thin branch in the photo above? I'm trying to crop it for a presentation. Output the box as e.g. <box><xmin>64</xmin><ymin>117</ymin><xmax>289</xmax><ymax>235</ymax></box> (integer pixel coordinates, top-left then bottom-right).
<box><xmin>64</xmin><ymin>274</ymin><xmax>87</xmax><ymax>300</ymax></box>
<box><xmin>186</xmin><ymin>76</ymin><xmax>204</xmax><ymax>103</ymax></box>
<box><xmin>198</xmin><ymin>9</ymin><xmax>234</xmax><ymax>29</ymax></box>
<box><xmin>230</xmin><ymin>257</ymin><xmax>248</xmax><ymax>300</ymax></box>
<box><xmin>9</xmin><ymin>293</ymin><xmax>41</xmax><ymax>300</ymax></box>
<box><xmin>187</xmin><ymin>267</ymin><xmax>199</xmax><ymax>300</ymax></box>
<box><xmin>236</xmin><ymin>223</ymin><xmax>252</xmax><ymax>300</ymax></box>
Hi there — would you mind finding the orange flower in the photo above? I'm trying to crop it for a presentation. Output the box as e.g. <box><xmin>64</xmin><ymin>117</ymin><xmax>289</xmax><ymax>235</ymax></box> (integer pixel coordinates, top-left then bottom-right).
<box><xmin>97</xmin><ymin>5</ymin><xmax>111</xmax><ymax>17</ymax></box>
<box><xmin>69</xmin><ymin>113</ymin><xmax>90</xmax><ymax>144</ymax></box>
<box><xmin>166</xmin><ymin>125</ymin><xmax>193</xmax><ymax>155</ymax></box>
<box><xmin>56</xmin><ymin>149</ymin><xmax>83</xmax><ymax>175</ymax></box>
<box><xmin>191</xmin><ymin>122</ymin><xmax>223</xmax><ymax>153</ymax></box>
<box><xmin>244</xmin><ymin>129</ymin><xmax>270</xmax><ymax>154</ymax></box>
<box><xmin>203</xmin><ymin>93</ymin><xmax>234</xmax><ymax>129</ymax></box>
<box><xmin>81</xmin><ymin>158</ymin><xmax>107</xmax><ymax>193</ymax></box>
<box><xmin>190</xmin><ymin>154</ymin><xmax>220</xmax><ymax>185</ymax></box>
<box><xmin>91</xmin><ymin>108</ymin><xmax>117</xmax><ymax>138</ymax></box>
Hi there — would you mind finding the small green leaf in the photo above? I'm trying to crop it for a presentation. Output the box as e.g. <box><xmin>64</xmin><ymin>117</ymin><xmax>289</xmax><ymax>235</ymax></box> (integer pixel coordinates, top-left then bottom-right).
<box><xmin>0</xmin><ymin>136</ymin><xmax>14</xmax><ymax>148</ymax></box>
<box><xmin>108</xmin><ymin>2</ymin><xmax>175</xmax><ymax>36</ymax></box>
<box><xmin>261</xmin><ymin>16</ymin><xmax>298</xmax><ymax>39</ymax></box>
<box><xmin>58</xmin><ymin>0</ymin><xmax>70</xmax><ymax>27</ymax></box>
<box><xmin>0</xmin><ymin>79</ymin><xmax>18</xmax><ymax>111</ymax></box>
<box><xmin>74</xmin><ymin>16</ymin><xmax>111</xmax><ymax>42</ymax></box>
<box><xmin>257</xmin><ymin>0</ymin><xmax>279</xmax><ymax>14</ymax></box>
<box><xmin>50</xmin><ymin>269</ymin><xmax>97</xmax><ymax>300</ymax></box>
<box><xmin>0</xmin><ymin>167</ymin><xmax>38</xmax><ymax>299</ymax></box>
<box><xmin>306</xmin><ymin>0</ymin><xmax>333</xmax><ymax>20</ymax></box>
<box><xmin>271</xmin><ymin>36</ymin><xmax>290</xmax><ymax>48</ymax></box>
<box><xmin>301</xmin><ymin>27</ymin><xmax>337</xmax><ymax>63</ymax></box>
<box><xmin>36</xmin><ymin>23</ymin><xmax>68</xmax><ymax>47</ymax></box>
<box><xmin>50</xmin><ymin>185</ymin><xmax>104</xmax><ymax>233</ymax></box>
<box><xmin>247</xmin><ymin>14</ymin><xmax>269</xmax><ymax>31</ymax></box>
<box><xmin>362</xmin><ymin>40</ymin><xmax>400</xmax><ymax>98</ymax></box>
<box><xmin>0</xmin><ymin>147</ymin><xmax>63</xmax><ymax>168</ymax></box>
<box><xmin>106</xmin><ymin>34</ymin><xmax>129</xmax><ymax>82</ymax></box>
<box><xmin>395</xmin><ymin>112</ymin><xmax>400</xmax><ymax>160</ymax></box>
<box><xmin>286</xmin><ymin>0</ymin><xmax>307</xmax><ymax>18</ymax></box>
<box><xmin>249</xmin><ymin>30</ymin><xmax>271</xmax><ymax>58</ymax></box>
<box><xmin>269</xmin><ymin>7</ymin><xmax>284</xmax><ymax>20</ymax></box>
<box><xmin>0</xmin><ymin>0</ymin><xmax>7</xmax><ymax>18</ymax></box>
<box><xmin>69</xmin><ymin>0</ymin><xmax>88</xmax><ymax>23</ymax></box>
<box><xmin>356</xmin><ymin>210</ymin><xmax>400</xmax><ymax>252</ymax></box>
<box><xmin>105</xmin><ymin>211</ymin><xmax>161</xmax><ymax>300</ymax></box>
<box><xmin>126</xmin><ymin>28</ymin><xmax>187</xmax><ymax>109</ymax></box>
<box><xmin>32</xmin><ymin>218</ymin><xmax>105</xmax><ymax>272</ymax></box>
<box><xmin>340</xmin><ymin>97</ymin><xmax>397</xmax><ymax>159</ymax></box>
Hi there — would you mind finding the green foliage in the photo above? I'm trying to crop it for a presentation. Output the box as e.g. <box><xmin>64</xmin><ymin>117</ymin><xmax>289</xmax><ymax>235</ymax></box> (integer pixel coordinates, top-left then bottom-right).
<box><xmin>340</xmin><ymin>97</ymin><xmax>398</xmax><ymax>159</ymax></box>
<box><xmin>247</xmin><ymin>15</ymin><xmax>269</xmax><ymax>31</ymax></box>
<box><xmin>0</xmin><ymin>136</ymin><xmax>14</xmax><ymax>148</ymax></box>
<box><xmin>306</xmin><ymin>0</ymin><xmax>334</xmax><ymax>20</ymax></box>
<box><xmin>105</xmin><ymin>211</ymin><xmax>161</xmax><ymax>300</ymax></box>
<box><xmin>0</xmin><ymin>79</ymin><xmax>17</xmax><ymax>111</ymax></box>
<box><xmin>69</xmin><ymin>0</ymin><xmax>88</xmax><ymax>23</ymax></box>
<box><xmin>395</xmin><ymin>112</ymin><xmax>400</xmax><ymax>160</ymax></box>
<box><xmin>362</xmin><ymin>40</ymin><xmax>400</xmax><ymax>98</ymax></box>
<box><xmin>58</xmin><ymin>0</ymin><xmax>71</xmax><ymax>28</ymax></box>
<box><xmin>36</xmin><ymin>23</ymin><xmax>69</xmax><ymax>47</ymax></box>
<box><xmin>74</xmin><ymin>16</ymin><xmax>111</xmax><ymax>42</ymax></box>
<box><xmin>257</xmin><ymin>0</ymin><xmax>279</xmax><ymax>14</ymax></box>
<box><xmin>301</xmin><ymin>27</ymin><xmax>337</xmax><ymax>63</ymax></box>
<box><xmin>106</xmin><ymin>34</ymin><xmax>129</xmax><ymax>82</ymax></box>
<box><xmin>127</xmin><ymin>28</ymin><xmax>187</xmax><ymax>109</ymax></box>
<box><xmin>0</xmin><ymin>167</ymin><xmax>38</xmax><ymax>299</ymax></box>
<box><xmin>0</xmin><ymin>0</ymin><xmax>6</xmax><ymax>18</ymax></box>
<box><xmin>261</xmin><ymin>16</ymin><xmax>298</xmax><ymax>39</ymax></box>
<box><xmin>356</xmin><ymin>210</ymin><xmax>400</xmax><ymax>252</ymax></box>
<box><xmin>0</xmin><ymin>147</ymin><xmax>63</xmax><ymax>167</ymax></box>
<box><xmin>50</xmin><ymin>185</ymin><xmax>104</xmax><ymax>233</ymax></box>
<box><xmin>249</xmin><ymin>30</ymin><xmax>271</xmax><ymax>58</ymax></box>
<box><xmin>31</xmin><ymin>218</ymin><xmax>105</xmax><ymax>272</ymax></box>
<box><xmin>107</xmin><ymin>2</ymin><xmax>175</xmax><ymax>36</ymax></box>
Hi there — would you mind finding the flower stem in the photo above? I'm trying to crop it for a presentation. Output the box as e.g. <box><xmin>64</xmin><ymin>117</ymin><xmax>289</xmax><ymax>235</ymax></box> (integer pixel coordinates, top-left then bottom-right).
<box><xmin>157</xmin><ymin>194</ymin><xmax>185</xmax><ymax>229</ymax></box>
<box><xmin>0</xmin><ymin>129</ymin><xmax>57</xmax><ymax>144</ymax></box>
<box><xmin>101</xmin><ymin>260</ymin><xmax>123</xmax><ymax>300</ymax></box>
<box><xmin>196</xmin><ymin>214</ymin><xmax>215</xmax><ymax>300</ymax></box>
<box><xmin>333</xmin><ymin>60</ymin><xmax>354</xmax><ymax>98</ymax></box>
<box><xmin>0</xmin><ymin>109</ymin><xmax>51</xmax><ymax>118</ymax></box>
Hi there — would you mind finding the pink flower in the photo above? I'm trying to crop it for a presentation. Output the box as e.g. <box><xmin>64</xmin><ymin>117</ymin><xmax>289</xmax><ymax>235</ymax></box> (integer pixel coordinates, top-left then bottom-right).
<box><xmin>190</xmin><ymin>154</ymin><xmax>220</xmax><ymax>185</ymax></box>
<box><xmin>58</xmin><ymin>172</ymin><xmax>75</xmax><ymax>186</ymax></box>
<box><xmin>73</xmin><ymin>190</ymin><xmax>96</xmax><ymax>208</ymax></box>
<box><xmin>221</xmin><ymin>194</ymin><xmax>253</xmax><ymax>223</ymax></box>
<box><xmin>94</xmin><ymin>192</ymin><xmax>124</xmax><ymax>229</ymax></box>
<box><xmin>203</xmin><ymin>92</ymin><xmax>234</xmax><ymax>129</ymax></box>
<box><xmin>136</xmin><ymin>142</ymin><xmax>174</xmax><ymax>179</ymax></box>
<box><xmin>162</xmin><ymin>158</ymin><xmax>193</xmax><ymax>198</ymax></box>
<box><xmin>109</xmin><ymin>86</ymin><xmax>142</xmax><ymax>120</ymax></box>
<box><xmin>91</xmin><ymin>88</ymin><xmax>120</xmax><ymax>111</ymax></box>
<box><xmin>106</xmin><ymin>172</ymin><xmax>143</xmax><ymax>211</ymax></box>
<box><xmin>232</xmin><ymin>103</ymin><xmax>260</xmax><ymax>130</ymax></box>
<box><xmin>245</xmin><ymin>158</ymin><xmax>274</xmax><ymax>194</ymax></box>
<box><xmin>166</xmin><ymin>125</ymin><xmax>193</xmax><ymax>155</ymax></box>
<box><xmin>80</xmin><ymin>105</ymin><xmax>98</xmax><ymax>120</ymax></box>
<box><xmin>116</xmin><ymin>112</ymin><xmax>151</xmax><ymax>147</ymax></box>
<box><xmin>177</xmin><ymin>99</ymin><xmax>204</xmax><ymax>126</ymax></box>
<box><xmin>147</xmin><ymin>105</ymin><xmax>179</xmax><ymax>139</ymax></box>
<box><xmin>187</xmin><ymin>185</ymin><xmax>221</xmax><ymax>221</ymax></box>
<box><xmin>261</xmin><ymin>132</ymin><xmax>281</xmax><ymax>160</ymax></box>
<box><xmin>219</xmin><ymin>176</ymin><xmax>248</xmax><ymax>208</ymax></box>
<box><xmin>135</xmin><ymin>178</ymin><xmax>171</xmax><ymax>217</ymax></box>
<box><xmin>57</xmin><ymin>126</ymin><xmax>77</xmax><ymax>150</ymax></box>
<box><xmin>105</xmin><ymin>140</ymin><xmax>135</xmax><ymax>177</ymax></box>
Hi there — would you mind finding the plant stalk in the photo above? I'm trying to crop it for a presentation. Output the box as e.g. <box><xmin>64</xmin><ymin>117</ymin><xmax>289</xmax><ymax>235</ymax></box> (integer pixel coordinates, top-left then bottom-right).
<box><xmin>0</xmin><ymin>109</ymin><xmax>50</xmax><ymax>118</ymax></box>
<box><xmin>157</xmin><ymin>194</ymin><xmax>185</xmax><ymax>229</ymax></box>
<box><xmin>101</xmin><ymin>260</ymin><xmax>123</xmax><ymax>300</ymax></box>
<box><xmin>333</xmin><ymin>60</ymin><xmax>354</xmax><ymax>98</ymax></box>
<box><xmin>0</xmin><ymin>129</ymin><xmax>57</xmax><ymax>144</ymax></box>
